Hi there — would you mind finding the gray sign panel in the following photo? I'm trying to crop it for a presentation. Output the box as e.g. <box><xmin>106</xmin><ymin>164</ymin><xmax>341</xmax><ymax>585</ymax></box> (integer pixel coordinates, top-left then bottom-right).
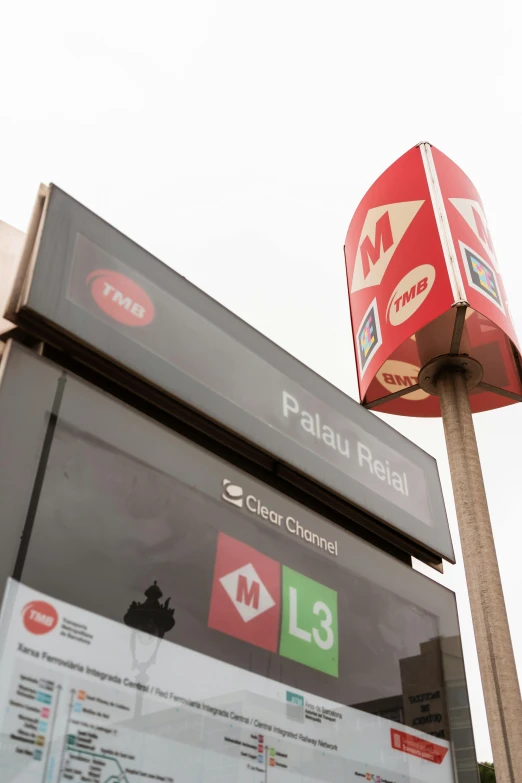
<box><xmin>18</xmin><ymin>185</ymin><xmax>453</xmax><ymax>560</ymax></box>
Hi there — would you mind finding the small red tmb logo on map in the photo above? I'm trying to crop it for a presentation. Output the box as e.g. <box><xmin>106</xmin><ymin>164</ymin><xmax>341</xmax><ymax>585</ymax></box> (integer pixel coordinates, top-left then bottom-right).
<box><xmin>22</xmin><ymin>601</ymin><xmax>59</xmax><ymax>635</ymax></box>
<box><xmin>87</xmin><ymin>269</ymin><xmax>155</xmax><ymax>327</ymax></box>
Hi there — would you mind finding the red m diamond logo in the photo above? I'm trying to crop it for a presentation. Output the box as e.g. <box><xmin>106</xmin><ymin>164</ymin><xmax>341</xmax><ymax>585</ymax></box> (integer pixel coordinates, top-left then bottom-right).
<box><xmin>208</xmin><ymin>533</ymin><xmax>280</xmax><ymax>652</ymax></box>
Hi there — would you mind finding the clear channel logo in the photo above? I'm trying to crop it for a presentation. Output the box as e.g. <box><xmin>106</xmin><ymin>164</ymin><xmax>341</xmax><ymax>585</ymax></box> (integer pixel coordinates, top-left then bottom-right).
<box><xmin>220</xmin><ymin>479</ymin><xmax>338</xmax><ymax>556</ymax></box>
<box><xmin>222</xmin><ymin>480</ymin><xmax>244</xmax><ymax>507</ymax></box>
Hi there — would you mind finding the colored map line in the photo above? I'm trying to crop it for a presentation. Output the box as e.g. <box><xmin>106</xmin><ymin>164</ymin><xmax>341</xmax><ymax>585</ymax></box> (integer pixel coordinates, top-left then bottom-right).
<box><xmin>63</xmin><ymin>742</ymin><xmax>131</xmax><ymax>783</ymax></box>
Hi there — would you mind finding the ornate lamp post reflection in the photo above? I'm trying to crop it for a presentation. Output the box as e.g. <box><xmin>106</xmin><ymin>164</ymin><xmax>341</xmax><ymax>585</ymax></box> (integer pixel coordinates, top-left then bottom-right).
<box><xmin>123</xmin><ymin>581</ymin><xmax>175</xmax><ymax>724</ymax></box>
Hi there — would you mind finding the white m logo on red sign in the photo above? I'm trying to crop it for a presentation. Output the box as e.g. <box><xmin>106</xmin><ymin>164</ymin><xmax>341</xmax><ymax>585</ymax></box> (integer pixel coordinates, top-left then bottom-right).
<box><xmin>449</xmin><ymin>198</ymin><xmax>498</xmax><ymax>270</ymax></box>
<box><xmin>220</xmin><ymin>563</ymin><xmax>276</xmax><ymax>623</ymax></box>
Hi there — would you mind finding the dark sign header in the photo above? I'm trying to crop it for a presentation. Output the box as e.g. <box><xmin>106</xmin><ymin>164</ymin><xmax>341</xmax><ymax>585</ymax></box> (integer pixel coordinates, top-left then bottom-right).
<box><xmin>16</xmin><ymin>185</ymin><xmax>453</xmax><ymax>561</ymax></box>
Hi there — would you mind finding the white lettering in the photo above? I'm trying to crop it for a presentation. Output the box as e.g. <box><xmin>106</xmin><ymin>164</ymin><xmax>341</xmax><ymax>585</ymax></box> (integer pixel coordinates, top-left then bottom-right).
<box><xmin>238</xmin><ymin>491</ymin><xmax>337</xmax><ymax>554</ymax></box>
<box><xmin>289</xmin><ymin>587</ymin><xmax>311</xmax><ymax>643</ymax></box>
<box><xmin>282</xmin><ymin>391</ymin><xmax>299</xmax><ymax>418</ymax></box>
<box><xmin>358</xmin><ymin>444</ymin><xmax>410</xmax><ymax>497</ymax></box>
<box><xmin>281</xmin><ymin>394</ymin><xmax>409</xmax><ymax>501</ymax></box>
<box><xmin>29</xmin><ymin>610</ymin><xmax>53</xmax><ymax>626</ymax></box>
<box><xmin>130</xmin><ymin>302</ymin><xmax>145</xmax><ymax>318</ymax></box>
<box><xmin>336</xmin><ymin>433</ymin><xmax>350</xmax><ymax>457</ymax></box>
<box><xmin>357</xmin><ymin>442</ymin><xmax>373</xmax><ymax>471</ymax></box>
<box><xmin>112</xmin><ymin>291</ymin><xmax>133</xmax><ymax>310</ymax></box>
<box><xmin>100</xmin><ymin>284</ymin><xmax>146</xmax><ymax>319</ymax></box>
<box><xmin>301</xmin><ymin>411</ymin><xmax>315</xmax><ymax>435</ymax></box>
<box><xmin>322</xmin><ymin>425</ymin><xmax>335</xmax><ymax>448</ymax></box>
<box><xmin>392</xmin><ymin>472</ymin><xmax>405</xmax><ymax>494</ymax></box>
<box><xmin>269</xmin><ymin>510</ymin><xmax>282</xmax><ymax>526</ymax></box>
<box><xmin>282</xmin><ymin>391</ymin><xmax>351</xmax><ymax>460</ymax></box>
<box><xmin>312</xmin><ymin>601</ymin><xmax>334</xmax><ymax>650</ymax></box>
<box><xmin>374</xmin><ymin>459</ymin><xmax>386</xmax><ymax>481</ymax></box>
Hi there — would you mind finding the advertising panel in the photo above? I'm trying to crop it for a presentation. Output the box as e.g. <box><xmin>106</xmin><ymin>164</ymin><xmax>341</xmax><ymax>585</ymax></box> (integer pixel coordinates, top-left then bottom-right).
<box><xmin>344</xmin><ymin>144</ymin><xmax>522</xmax><ymax>416</ymax></box>
<box><xmin>0</xmin><ymin>344</ymin><xmax>477</xmax><ymax>781</ymax></box>
<box><xmin>5</xmin><ymin>188</ymin><xmax>453</xmax><ymax>560</ymax></box>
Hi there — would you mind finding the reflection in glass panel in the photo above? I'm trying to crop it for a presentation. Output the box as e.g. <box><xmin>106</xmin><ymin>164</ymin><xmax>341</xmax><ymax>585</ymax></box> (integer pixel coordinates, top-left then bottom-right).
<box><xmin>0</xmin><ymin>346</ymin><xmax>478</xmax><ymax>782</ymax></box>
<box><xmin>22</xmin><ymin>416</ymin><xmax>439</xmax><ymax>708</ymax></box>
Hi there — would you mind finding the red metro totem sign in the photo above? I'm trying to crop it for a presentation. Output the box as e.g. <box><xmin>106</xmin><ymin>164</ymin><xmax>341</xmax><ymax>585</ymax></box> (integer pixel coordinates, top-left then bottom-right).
<box><xmin>344</xmin><ymin>143</ymin><xmax>522</xmax><ymax>416</ymax></box>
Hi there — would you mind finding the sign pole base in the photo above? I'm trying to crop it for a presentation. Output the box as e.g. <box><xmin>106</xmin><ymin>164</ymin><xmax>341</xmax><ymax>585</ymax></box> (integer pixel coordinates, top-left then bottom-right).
<box><xmin>436</xmin><ymin>367</ymin><xmax>522</xmax><ymax>782</ymax></box>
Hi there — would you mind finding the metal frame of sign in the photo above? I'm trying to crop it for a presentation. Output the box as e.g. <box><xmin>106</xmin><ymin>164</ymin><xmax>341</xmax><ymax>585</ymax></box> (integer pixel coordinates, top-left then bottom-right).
<box><xmin>3</xmin><ymin>184</ymin><xmax>454</xmax><ymax>564</ymax></box>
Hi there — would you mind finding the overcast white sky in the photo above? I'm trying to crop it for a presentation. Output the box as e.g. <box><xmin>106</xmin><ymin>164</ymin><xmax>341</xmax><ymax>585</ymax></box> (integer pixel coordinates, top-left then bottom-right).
<box><xmin>2</xmin><ymin>0</ymin><xmax>522</xmax><ymax>762</ymax></box>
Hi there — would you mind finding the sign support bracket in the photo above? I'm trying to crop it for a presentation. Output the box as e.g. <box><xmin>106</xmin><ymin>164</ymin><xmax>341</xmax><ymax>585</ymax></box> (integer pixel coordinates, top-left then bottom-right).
<box><xmin>363</xmin><ymin>384</ymin><xmax>422</xmax><ymax>409</ymax></box>
<box><xmin>477</xmin><ymin>382</ymin><xmax>522</xmax><ymax>403</ymax></box>
<box><xmin>449</xmin><ymin>303</ymin><xmax>468</xmax><ymax>355</ymax></box>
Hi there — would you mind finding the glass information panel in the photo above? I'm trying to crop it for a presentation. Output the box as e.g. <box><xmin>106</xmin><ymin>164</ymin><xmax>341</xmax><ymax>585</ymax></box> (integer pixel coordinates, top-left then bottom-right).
<box><xmin>0</xmin><ymin>344</ymin><xmax>478</xmax><ymax>782</ymax></box>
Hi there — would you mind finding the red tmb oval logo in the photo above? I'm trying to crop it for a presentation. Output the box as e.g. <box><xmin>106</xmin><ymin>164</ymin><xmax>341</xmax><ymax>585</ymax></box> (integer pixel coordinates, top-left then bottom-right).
<box><xmin>22</xmin><ymin>601</ymin><xmax>59</xmax><ymax>635</ymax></box>
<box><xmin>87</xmin><ymin>270</ymin><xmax>155</xmax><ymax>327</ymax></box>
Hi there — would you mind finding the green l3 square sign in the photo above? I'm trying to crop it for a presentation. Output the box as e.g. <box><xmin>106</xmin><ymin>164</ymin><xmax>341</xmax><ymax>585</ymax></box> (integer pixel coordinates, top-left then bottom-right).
<box><xmin>279</xmin><ymin>566</ymin><xmax>338</xmax><ymax>677</ymax></box>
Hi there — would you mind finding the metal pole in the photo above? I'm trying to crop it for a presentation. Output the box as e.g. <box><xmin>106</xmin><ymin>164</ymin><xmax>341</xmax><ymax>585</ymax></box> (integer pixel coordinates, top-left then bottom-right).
<box><xmin>437</xmin><ymin>368</ymin><xmax>522</xmax><ymax>783</ymax></box>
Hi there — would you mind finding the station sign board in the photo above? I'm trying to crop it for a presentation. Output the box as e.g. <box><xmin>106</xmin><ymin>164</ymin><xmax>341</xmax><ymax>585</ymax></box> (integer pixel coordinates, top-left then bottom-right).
<box><xmin>4</xmin><ymin>186</ymin><xmax>453</xmax><ymax>561</ymax></box>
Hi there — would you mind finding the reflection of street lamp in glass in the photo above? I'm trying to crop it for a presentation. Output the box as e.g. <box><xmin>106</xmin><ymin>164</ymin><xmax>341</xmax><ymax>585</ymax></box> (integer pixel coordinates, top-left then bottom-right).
<box><xmin>124</xmin><ymin>582</ymin><xmax>175</xmax><ymax>724</ymax></box>
<box><xmin>124</xmin><ymin>581</ymin><xmax>175</xmax><ymax>638</ymax></box>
